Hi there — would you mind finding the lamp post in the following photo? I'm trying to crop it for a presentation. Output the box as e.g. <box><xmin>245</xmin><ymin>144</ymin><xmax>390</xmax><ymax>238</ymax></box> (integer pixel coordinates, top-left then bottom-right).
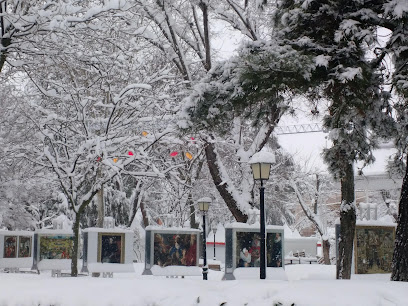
<box><xmin>198</xmin><ymin>197</ymin><xmax>211</xmax><ymax>280</ymax></box>
<box><xmin>249</xmin><ymin>151</ymin><xmax>275</xmax><ymax>280</ymax></box>
<box><xmin>211</xmin><ymin>223</ymin><xmax>217</xmax><ymax>260</ymax></box>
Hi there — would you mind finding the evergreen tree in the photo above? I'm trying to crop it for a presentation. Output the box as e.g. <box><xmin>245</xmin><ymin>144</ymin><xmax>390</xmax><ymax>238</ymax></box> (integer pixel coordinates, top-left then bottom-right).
<box><xmin>387</xmin><ymin>0</ymin><xmax>408</xmax><ymax>282</ymax></box>
<box><xmin>273</xmin><ymin>0</ymin><xmax>393</xmax><ymax>279</ymax></box>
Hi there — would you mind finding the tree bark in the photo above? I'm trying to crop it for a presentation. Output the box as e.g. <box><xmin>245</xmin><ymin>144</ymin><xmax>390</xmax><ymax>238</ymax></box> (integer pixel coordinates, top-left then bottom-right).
<box><xmin>322</xmin><ymin>239</ymin><xmax>331</xmax><ymax>265</ymax></box>
<box><xmin>71</xmin><ymin>212</ymin><xmax>81</xmax><ymax>277</ymax></box>
<box><xmin>336</xmin><ymin>162</ymin><xmax>356</xmax><ymax>279</ymax></box>
<box><xmin>70</xmin><ymin>190</ymin><xmax>99</xmax><ymax>277</ymax></box>
<box><xmin>204</xmin><ymin>139</ymin><xmax>248</xmax><ymax>223</ymax></box>
<box><xmin>199</xmin><ymin>1</ymin><xmax>211</xmax><ymax>71</ymax></box>
<box><xmin>140</xmin><ymin>200</ymin><xmax>149</xmax><ymax>228</ymax></box>
<box><xmin>391</xmin><ymin>155</ymin><xmax>408</xmax><ymax>281</ymax></box>
<box><xmin>0</xmin><ymin>37</ymin><xmax>10</xmax><ymax>74</ymax></box>
<box><xmin>189</xmin><ymin>193</ymin><xmax>200</xmax><ymax>229</ymax></box>
<box><xmin>96</xmin><ymin>186</ymin><xmax>104</xmax><ymax>228</ymax></box>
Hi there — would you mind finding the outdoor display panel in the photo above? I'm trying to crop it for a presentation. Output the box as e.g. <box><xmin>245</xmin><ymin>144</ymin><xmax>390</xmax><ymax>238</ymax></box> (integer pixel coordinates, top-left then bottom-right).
<box><xmin>0</xmin><ymin>231</ymin><xmax>35</xmax><ymax>270</ymax></box>
<box><xmin>223</xmin><ymin>224</ymin><xmax>285</xmax><ymax>280</ymax></box>
<box><xmin>4</xmin><ymin>236</ymin><xmax>17</xmax><ymax>258</ymax></box>
<box><xmin>153</xmin><ymin>232</ymin><xmax>197</xmax><ymax>267</ymax></box>
<box><xmin>18</xmin><ymin>236</ymin><xmax>32</xmax><ymax>258</ymax></box>
<box><xmin>39</xmin><ymin>235</ymin><xmax>73</xmax><ymax>260</ymax></box>
<box><xmin>98</xmin><ymin>233</ymin><xmax>125</xmax><ymax>264</ymax></box>
<box><xmin>82</xmin><ymin>228</ymin><xmax>134</xmax><ymax>274</ymax></box>
<box><xmin>143</xmin><ymin>227</ymin><xmax>201</xmax><ymax>276</ymax></box>
<box><xmin>235</xmin><ymin>231</ymin><xmax>283</xmax><ymax>268</ymax></box>
<box><xmin>3</xmin><ymin>235</ymin><xmax>32</xmax><ymax>259</ymax></box>
<box><xmin>354</xmin><ymin>225</ymin><xmax>395</xmax><ymax>274</ymax></box>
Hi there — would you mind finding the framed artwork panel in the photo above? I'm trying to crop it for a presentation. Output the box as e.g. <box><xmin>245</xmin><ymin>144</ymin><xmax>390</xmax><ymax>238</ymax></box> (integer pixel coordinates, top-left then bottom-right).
<box><xmin>98</xmin><ymin>233</ymin><xmax>125</xmax><ymax>264</ymax></box>
<box><xmin>39</xmin><ymin>235</ymin><xmax>73</xmax><ymax>260</ymax></box>
<box><xmin>235</xmin><ymin>231</ymin><xmax>283</xmax><ymax>268</ymax></box>
<box><xmin>153</xmin><ymin>233</ymin><xmax>198</xmax><ymax>267</ymax></box>
<box><xmin>354</xmin><ymin>226</ymin><xmax>395</xmax><ymax>274</ymax></box>
<box><xmin>4</xmin><ymin>236</ymin><xmax>17</xmax><ymax>258</ymax></box>
<box><xmin>18</xmin><ymin>236</ymin><xmax>32</xmax><ymax>258</ymax></box>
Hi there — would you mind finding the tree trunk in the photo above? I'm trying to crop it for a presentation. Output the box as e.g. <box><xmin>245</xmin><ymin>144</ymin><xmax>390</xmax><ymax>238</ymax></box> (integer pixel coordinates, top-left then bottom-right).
<box><xmin>189</xmin><ymin>193</ymin><xmax>200</xmax><ymax>229</ymax></box>
<box><xmin>336</xmin><ymin>162</ymin><xmax>356</xmax><ymax>279</ymax></box>
<box><xmin>0</xmin><ymin>37</ymin><xmax>10</xmax><ymax>74</ymax></box>
<box><xmin>322</xmin><ymin>239</ymin><xmax>331</xmax><ymax>265</ymax></box>
<box><xmin>140</xmin><ymin>200</ymin><xmax>149</xmax><ymax>228</ymax></box>
<box><xmin>199</xmin><ymin>1</ymin><xmax>211</xmax><ymax>71</ymax></box>
<box><xmin>204</xmin><ymin>139</ymin><xmax>248</xmax><ymax>223</ymax></box>
<box><xmin>391</xmin><ymin>155</ymin><xmax>408</xmax><ymax>281</ymax></box>
<box><xmin>96</xmin><ymin>186</ymin><xmax>104</xmax><ymax>228</ymax></box>
<box><xmin>127</xmin><ymin>186</ymin><xmax>145</xmax><ymax>228</ymax></box>
<box><xmin>71</xmin><ymin>212</ymin><xmax>81</xmax><ymax>277</ymax></box>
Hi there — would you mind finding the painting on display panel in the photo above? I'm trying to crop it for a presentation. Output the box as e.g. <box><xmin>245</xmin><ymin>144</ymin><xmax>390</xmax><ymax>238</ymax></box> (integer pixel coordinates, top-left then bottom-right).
<box><xmin>39</xmin><ymin>235</ymin><xmax>73</xmax><ymax>260</ymax></box>
<box><xmin>4</xmin><ymin>236</ymin><xmax>17</xmax><ymax>258</ymax></box>
<box><xmin>98</xmin><ymin>233</ymin><xmax>125</xmax><ymax>264</ymax></box>
<box><xmin>18</xmin><ymin>236</ymin><xmax>32</xmax><ymax>258</ymax></box>
<box><xmin>153</xmin><ymin>233</ymin><xmax>198</xmax><ymax>267</ymax></box>
<box><xmin>235</xmin><ymin>231</ymin><xmax>282</xmax><ymax>268</ymax></box>
<box><xmin>354</xmin><ymin>226</ymin><xmax>395</xmax><ymax>274</ymax></box>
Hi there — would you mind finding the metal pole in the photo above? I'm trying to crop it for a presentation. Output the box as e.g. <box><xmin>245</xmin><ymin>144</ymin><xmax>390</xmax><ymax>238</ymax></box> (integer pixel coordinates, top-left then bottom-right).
<box><xmin>202</xmin><ymin>213</ymin><xmax>208</xmax><ymax>280</ymax></box>
<box><xmin>213</xmin><ymin>232</ymin><xmax>216</xmax><ymax>260</ymax></box>
<box><xmin>260</xmin><ymin>180</ymin><xmax>266</xmax><ymax>279</ymax></box>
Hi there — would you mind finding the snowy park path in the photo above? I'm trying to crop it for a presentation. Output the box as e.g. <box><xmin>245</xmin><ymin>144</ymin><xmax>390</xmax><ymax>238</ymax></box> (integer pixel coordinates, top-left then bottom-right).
<box><xmin>0</xmin><ymin>264</ymin><xmax>406</xmax><ymax>306</ymax></box>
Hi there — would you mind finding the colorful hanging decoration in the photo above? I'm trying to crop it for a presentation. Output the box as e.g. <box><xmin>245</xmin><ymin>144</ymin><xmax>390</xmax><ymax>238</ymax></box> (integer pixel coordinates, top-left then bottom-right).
<box><xmin>142</xmin><ymin>131</ymin><xmax>148</xmax><ymax>137</ymax></box>
<box><xmin>97</xmin><ymin>156</ymin><xmax>102</xmax><ymax>162</ymax></box>
<box><xmin>128</xmin><ymin>151</ymin><xmax>134</xmax><ymax>156</ymax></box>
<box><xmin>185</xmin><ymin>152</ymin><xmax>193</xmax><ymax>160</ymax></box>
<box><xmin>113</xmin><ymin>158</ymin><xmax>119</xmax><ymax>163</ymax></box>
<box><xmin>170</xmin><ymin>151</ymin><xmax>178</xmax><ymax>157</ymax></box>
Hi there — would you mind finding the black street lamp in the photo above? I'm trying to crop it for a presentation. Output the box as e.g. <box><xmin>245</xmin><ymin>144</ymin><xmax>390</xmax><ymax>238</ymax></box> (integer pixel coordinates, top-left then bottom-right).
<box><xmin>211</xmin><ymin>223</ymin><xmax>217</xmax><ymax>260</ymax></box>
<box><xmin>249</xmin><ymin>151</ymin><xmax>275</xmax><ymax>280</ymax></box>
<box><xmin>198</xmin><ymin>197</ymin><xmax>211</xmax><ymax>280</ymax></box>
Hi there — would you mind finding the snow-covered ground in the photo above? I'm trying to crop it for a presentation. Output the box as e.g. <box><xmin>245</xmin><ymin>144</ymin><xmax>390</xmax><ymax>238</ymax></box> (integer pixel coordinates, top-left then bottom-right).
<box><xmin>0</xmin><ymin>264</ymin><xmax>407</xmax><ymax>306</ymax></box>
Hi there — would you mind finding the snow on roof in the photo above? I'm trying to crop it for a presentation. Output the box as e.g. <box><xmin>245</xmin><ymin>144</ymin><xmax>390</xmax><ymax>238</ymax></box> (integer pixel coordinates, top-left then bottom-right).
<box><xmin>196</xmin><ymin>197</ymin><xmax>212</xmax><ymax>203</ymax></box>
<box><xmin>225</xmin><ymin>222</ymin><xmax>284</xmax><ymax>231</ymax></box>
<box><xmin>249</xmin><ymin>151</ymin><xmax>276</xmax><ymax>164</ymax></box>
<box><xmin>0</xmin><ymin>230</ymin><xmax>34</xmax><ymax>236</ymax></box>
<box><xmin>356</xmin><ymin>220</ymin><xmax>397</xmax><ymax>227</ymax></box>
<box><xmin>145</xmin><ymin>226</ymin><xmax>201</xmax><ymax>233</ymax></box>
<box><xmin>83</xmin><ymin>228</ymin><xmax>134</xmax><ymax>234</ymax></box>
<box><xmin>35</xmin><ymin>229</ymin><xmax>73</xmax><ymax>235</ymax></box>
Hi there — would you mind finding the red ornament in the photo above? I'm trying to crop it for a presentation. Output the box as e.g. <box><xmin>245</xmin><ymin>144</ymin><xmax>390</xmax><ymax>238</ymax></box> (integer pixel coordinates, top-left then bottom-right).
<box><xmin>170</xmin><ymin>151</ymin><xmax>178</xmax><ymax>157</ymax></box>
<box><xmin>128</xmin><ymin>151</ymin><xmax>134</xmax><ymax>156</ymax></box>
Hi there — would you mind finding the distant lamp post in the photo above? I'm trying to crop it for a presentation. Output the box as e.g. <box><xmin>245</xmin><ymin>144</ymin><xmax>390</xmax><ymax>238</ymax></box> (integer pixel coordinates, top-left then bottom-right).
<box><xmin>198</xmin><ymin>197</ymin><xmax>211</xmax><ymax>280</ymax></box>
<box><xmin>249</xmin><ymin>151</ymin><xmax>275</xmax><ymax>280</ymax></box>
<box><xmin>211</xmin><ymin>223</ymin><xmax>217</xmax><ymax>260</ymax></box>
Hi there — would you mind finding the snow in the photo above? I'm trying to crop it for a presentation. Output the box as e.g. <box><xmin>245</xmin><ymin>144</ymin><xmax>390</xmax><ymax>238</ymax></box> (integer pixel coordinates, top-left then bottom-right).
<box><xmin>196</xmin><ymin>197</ymin><xmax>212</xmax><ymax>204</ymax></box>
<box><xmin>84</xmin><ymin>228</ymin><xmax>133</xmax><ymax>234</ymax></box>
<box><xmin>37</xmin><ymin>259</ymin><xmax>71</xmax><ymax>271</ymax></box>
<box><xmin>150</xmin><ymin>265</ymin><xmax>202</xmax><ymax>276</ymax></box>
<box><xmin>145</xmin><ymin>226</ymin><xmax>200</xmax><ymax>233</ymax></box>
<box><xmin>226</xmin><ymin>222</ymin><xmax>283</xmax><ymax>231</ymax></box>
<box><xmin>206</xmin><ymin>223</ymin><xmax>225</xmax><ymax>243</ymax></box>
<box><xmin>0</xmin><ymin>264</ymin><xmax>407</xmax><ymax>305</ymax></box>
<box><xmin>87</xmin><ymin>263</ymin><xmax>134</xmax><ymax>273</ymax></box>
<box><xmin>249</xmin><ymin>150</ymin><xmax>276</xmax><ymax>164</ymax></box>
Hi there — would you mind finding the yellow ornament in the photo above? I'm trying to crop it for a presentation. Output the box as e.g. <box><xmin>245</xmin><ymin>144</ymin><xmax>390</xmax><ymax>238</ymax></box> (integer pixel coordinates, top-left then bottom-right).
<box><xmin>185</xmin><ymin>152</ymin><xmax>193</xmax><ymax>160</ymax></box>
